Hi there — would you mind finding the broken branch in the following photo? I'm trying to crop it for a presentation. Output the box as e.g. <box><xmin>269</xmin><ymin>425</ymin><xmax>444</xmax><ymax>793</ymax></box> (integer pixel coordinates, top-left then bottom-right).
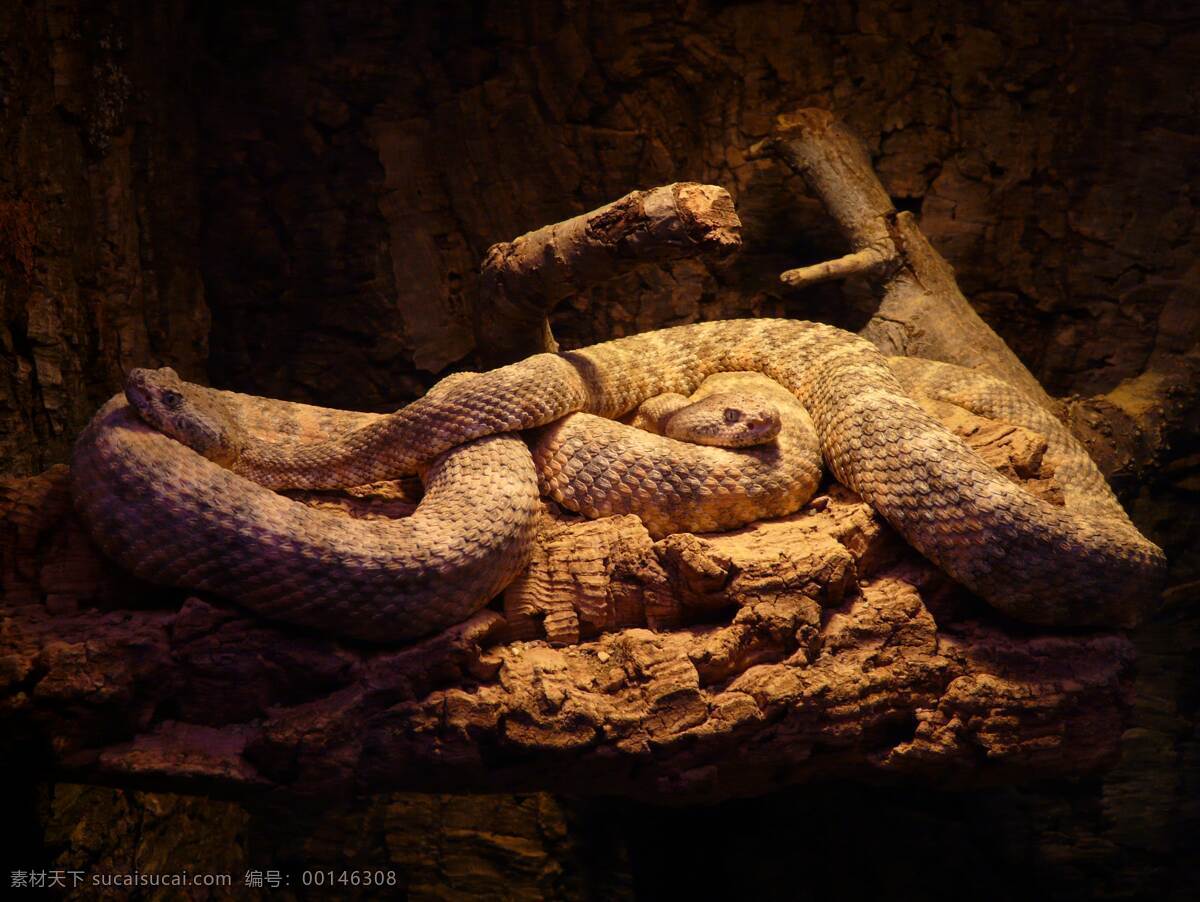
<box><xmin>476</xmin><ymin>182</ymin><xmax>741</xmax><ymax>366</ymax></box>
<box><xmin>758</xmin><ymin>109</ymin><xmax>1059</xmax><ymax>414</ymax></box>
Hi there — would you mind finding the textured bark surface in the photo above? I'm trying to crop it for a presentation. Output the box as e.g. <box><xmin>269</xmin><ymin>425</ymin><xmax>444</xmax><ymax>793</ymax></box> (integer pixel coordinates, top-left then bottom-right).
<box><xmin>0</xmin><ymin>1</ymin><xmax>210</xmax><ymax>478</ymax></box>
<box><xmin>0</xmin><ymin>410</ymin><xmax>1135</xmax><ymax>804</ymax></box>
<box><xmin>2</xmin><ymin>0</ymin><xmax>1197</xmax><ymax>899</ymax></box>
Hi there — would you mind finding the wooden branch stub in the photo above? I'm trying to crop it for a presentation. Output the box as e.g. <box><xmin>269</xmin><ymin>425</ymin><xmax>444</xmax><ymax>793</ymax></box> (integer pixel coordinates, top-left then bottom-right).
<box><xmin>476</xmin><ymin>183</ymin><xmax>741</xmax><ymax>366</ymax></box>
<box><xmin>779</xmin><ymin>246</ymin><xmax>894</xmax><ymax>289</ymax></box>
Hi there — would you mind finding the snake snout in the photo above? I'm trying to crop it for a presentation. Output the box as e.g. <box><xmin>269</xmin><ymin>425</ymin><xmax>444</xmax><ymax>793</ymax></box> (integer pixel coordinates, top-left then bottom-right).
<box><xmin>123</xmin><ymin>367</ymin><xmax>243</xmax><ymax>468</ymax></box>
<box><xmin>124</xmin><ymin>368</ymin><xmax>159</xmax><ymax>419</ymax></box>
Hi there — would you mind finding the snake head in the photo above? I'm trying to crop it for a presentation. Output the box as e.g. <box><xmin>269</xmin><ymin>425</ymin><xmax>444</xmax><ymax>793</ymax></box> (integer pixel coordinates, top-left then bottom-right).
<box><xmin>664</xmin><ymin>392</ymin><xmax>782</xmax><ymax>448</ymax></box>
<box><xmin>125</xmin><ymin>367</ymin><xmax>242</xmax><ymax>467</ymax></box>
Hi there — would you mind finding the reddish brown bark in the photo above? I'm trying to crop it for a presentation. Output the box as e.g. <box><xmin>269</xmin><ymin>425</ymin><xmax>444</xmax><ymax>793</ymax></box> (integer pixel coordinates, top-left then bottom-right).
<box><xmin>1</xmin><ymin>408</ymin><xmax>1134</xmax><ymax>802</ymax></box>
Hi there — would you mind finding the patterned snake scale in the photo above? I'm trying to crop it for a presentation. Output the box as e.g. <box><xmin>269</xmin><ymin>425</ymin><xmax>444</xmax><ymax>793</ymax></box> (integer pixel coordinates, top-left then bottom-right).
<box><xmin>536</xmin><ymin>371</ymin><xmax>822</xmax><ymax>539</ymax></box>
<box><xmin>71</xmin><ymin>319</ymin><xmax>1166</xmax><ymax>641</ymax></box>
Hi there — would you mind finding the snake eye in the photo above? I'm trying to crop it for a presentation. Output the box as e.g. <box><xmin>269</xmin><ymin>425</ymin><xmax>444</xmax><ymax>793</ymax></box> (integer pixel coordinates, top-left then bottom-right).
<box><xmin>162</xmin><ymin>390</ymin><xmax>183</xmax><ymax>409</ymax></box>
<box><xmin>723</xmin><ymin>407</ymin><xmax>741</xmax><ymax>424</ymax></box>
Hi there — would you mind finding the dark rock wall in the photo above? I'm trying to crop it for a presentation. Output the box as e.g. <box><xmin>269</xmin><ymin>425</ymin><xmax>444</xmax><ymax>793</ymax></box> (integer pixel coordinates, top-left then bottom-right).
<box><xmin>4</xmin><ymin>0</ymin><xmax>1198</xmax><ymax>899</ymax></box>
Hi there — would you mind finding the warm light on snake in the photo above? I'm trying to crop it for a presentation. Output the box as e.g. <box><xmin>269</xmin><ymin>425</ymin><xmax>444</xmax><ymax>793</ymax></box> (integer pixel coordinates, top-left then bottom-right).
<box><xmin>71</xmin><ymin>319</ymin><xmax>1166</xmax><ymax>641</ymax></box>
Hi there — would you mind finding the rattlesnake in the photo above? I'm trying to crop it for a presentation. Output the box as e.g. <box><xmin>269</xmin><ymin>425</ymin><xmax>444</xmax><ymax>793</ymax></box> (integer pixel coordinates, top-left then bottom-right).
<box><xmin>71</xmin><ymin>319</ymin><xmax>1165</xmax><ymax>640</ymax></box>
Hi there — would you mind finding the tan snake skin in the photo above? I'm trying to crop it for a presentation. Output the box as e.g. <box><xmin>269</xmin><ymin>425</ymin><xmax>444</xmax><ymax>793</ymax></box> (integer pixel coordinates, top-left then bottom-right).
<box><xmin>72</xmin><ymin>319</ymin><xmax>1166</xmax><ymax>638</ymax></box>
<box><xmin>71</xmin><ymin>392</ymin><xmax>541</xmax><ymax>642</ymax></box>
<box><xmin>535</xmin><ymin>372</ymin><xmax>822</xmax><ymax>538</ymax></box>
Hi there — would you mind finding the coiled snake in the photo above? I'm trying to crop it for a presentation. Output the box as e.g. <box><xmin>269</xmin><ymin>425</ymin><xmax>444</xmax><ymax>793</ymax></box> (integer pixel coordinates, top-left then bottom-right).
<box><xmin>71</xmin><ymin>319</ymin><xmax>1165</xmax><ymax>641</ymax></box>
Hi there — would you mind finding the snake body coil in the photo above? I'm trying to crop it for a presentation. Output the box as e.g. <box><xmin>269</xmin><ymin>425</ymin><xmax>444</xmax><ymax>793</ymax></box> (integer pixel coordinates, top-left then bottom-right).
<box><xmin>72</xmin><ymin>319</ymin><xmax>1166</xmax><ymax>639</ymax></box>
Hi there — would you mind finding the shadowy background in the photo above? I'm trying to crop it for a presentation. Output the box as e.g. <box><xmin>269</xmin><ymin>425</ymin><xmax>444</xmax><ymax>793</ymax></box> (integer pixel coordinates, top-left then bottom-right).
<box><xmin>2</xmin><ymin>1</ymin><xmax>1196</xmax><ymax>898</ymax></box>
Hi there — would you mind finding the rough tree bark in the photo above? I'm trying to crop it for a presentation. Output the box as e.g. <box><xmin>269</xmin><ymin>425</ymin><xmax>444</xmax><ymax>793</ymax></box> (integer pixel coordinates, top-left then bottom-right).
<box><xmin>0</xmin><ymin>442</ymin><xmax>1134</xmax><ymax>803</ymax></box>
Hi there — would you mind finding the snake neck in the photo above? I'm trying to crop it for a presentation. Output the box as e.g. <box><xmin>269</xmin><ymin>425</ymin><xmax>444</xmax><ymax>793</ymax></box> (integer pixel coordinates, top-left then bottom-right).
<box><xmin>229</xmin><ymin>417</ymin><xmax>420</xmax><ymax>490</ymax></box>
<box><xmin>224</xmin><ymin>322</ymin><xmax>869</xmax><ymax>490</ymax></box>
